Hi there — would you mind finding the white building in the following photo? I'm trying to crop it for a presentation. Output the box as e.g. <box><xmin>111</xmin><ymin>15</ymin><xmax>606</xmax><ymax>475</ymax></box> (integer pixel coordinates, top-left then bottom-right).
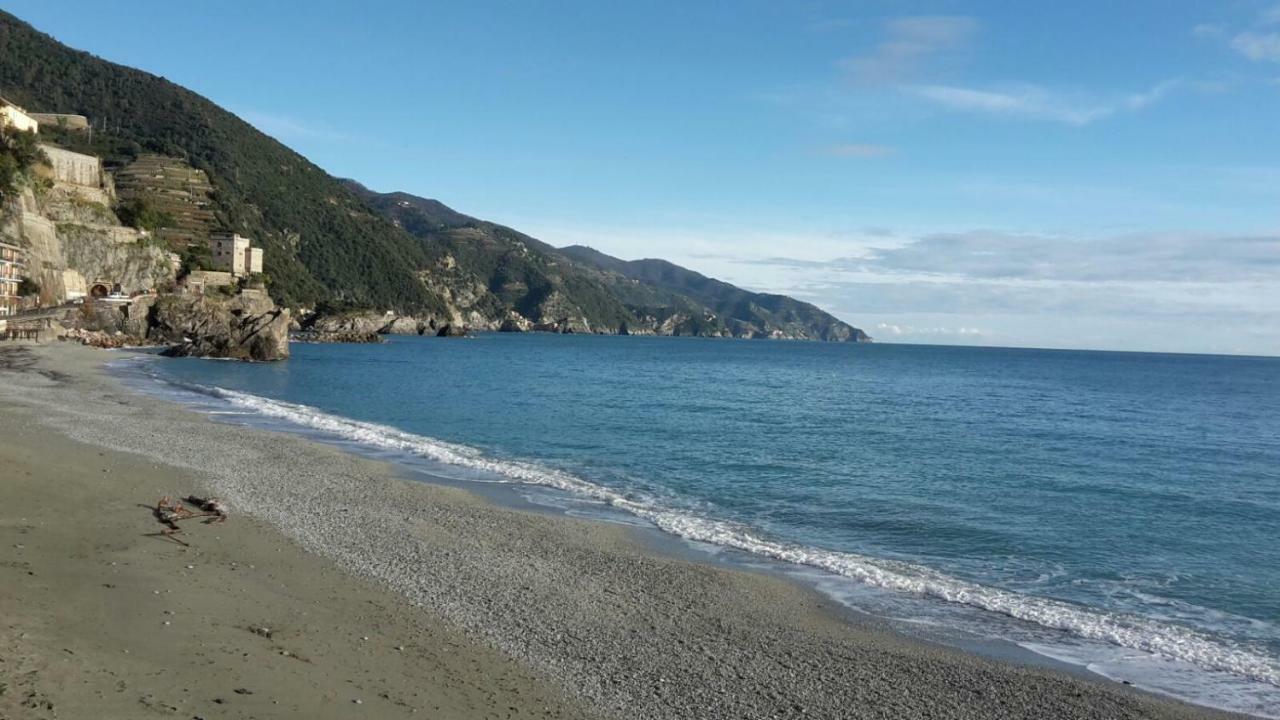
<box><xmin>208</xmin><ymin>231</ymin><xmax>263</xmax><ymax>277</ymax></box>
<box><xmin>0</xmin><ymin>96</ymin><xmax>39</xmax><ymax>134</ymax></box>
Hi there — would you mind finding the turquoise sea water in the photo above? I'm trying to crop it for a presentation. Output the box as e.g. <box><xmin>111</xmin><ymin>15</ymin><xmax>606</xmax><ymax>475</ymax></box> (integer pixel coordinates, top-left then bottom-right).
<box><xmin>116</xmin><ymin>335</ymin><xmax>1280</xmax><ymax>716</ymax></box>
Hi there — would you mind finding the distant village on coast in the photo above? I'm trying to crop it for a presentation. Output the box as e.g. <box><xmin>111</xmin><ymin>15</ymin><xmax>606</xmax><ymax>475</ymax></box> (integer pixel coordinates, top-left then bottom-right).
<box><xmin>1</xmin><ymin>94</ymin><xmax>285</xmax><ymax>357</ymax></box>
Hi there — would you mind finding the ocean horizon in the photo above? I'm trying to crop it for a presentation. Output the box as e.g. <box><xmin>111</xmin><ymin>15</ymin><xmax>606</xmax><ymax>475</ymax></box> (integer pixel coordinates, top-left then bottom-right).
<box><xmin>113</xmin><ymin>334</ymin><xmax>1280</xmax><ymax>718</ymax></box>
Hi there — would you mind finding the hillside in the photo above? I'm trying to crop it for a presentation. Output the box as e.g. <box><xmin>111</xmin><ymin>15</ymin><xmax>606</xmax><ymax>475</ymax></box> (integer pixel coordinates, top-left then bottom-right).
<box><xmin>0</xmin><ymin>10</ymin><xmax>441</xmax><ymax>313</ymax></box>
<box><xmin>560</xmin><ymin>246</ymin><xmax>870</xmax><ymax>342</ymax></box>
<box><xmin>0</xmin><ymin>10</ymin><xmax>867</xmax><ymax>341</ymax></box>
<box><xmin>350</xmin><ymin>184</ymin><xmax>869</xmax><ymax>340</ymax></box>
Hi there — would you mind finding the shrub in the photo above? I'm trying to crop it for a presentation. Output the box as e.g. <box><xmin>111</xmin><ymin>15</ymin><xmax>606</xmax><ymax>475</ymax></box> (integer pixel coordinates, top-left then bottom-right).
<box><xmin>0</xmin><ymin>124</ymin><xmax>46</xmax><ymax>201</ymax></box>
<box><xmin>116</xmin><ymin>197</ymin><xmax>175</xmax><ymax>231</ymax></box>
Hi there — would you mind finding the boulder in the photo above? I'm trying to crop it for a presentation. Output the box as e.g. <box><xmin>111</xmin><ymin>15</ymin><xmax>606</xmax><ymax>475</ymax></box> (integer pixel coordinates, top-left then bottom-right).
<box><xmin>436</xmin><ymin>323</ymin><xmax>468</xmax><ymax>337</ymax></box>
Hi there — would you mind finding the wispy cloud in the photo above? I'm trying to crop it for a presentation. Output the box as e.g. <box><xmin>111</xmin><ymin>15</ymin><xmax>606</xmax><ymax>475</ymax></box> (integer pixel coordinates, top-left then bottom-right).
<box><xmin>837</xmin><ymin>16</ymin><xmax>1176</xmax><ymax>125</ymax></box>
<box><xmin>876</xmin><ymin>322</ymin><xmax>982</xmax><ymax>338</ymax></box>
<box><xmin>903</xmin><ymin>80</ymin><xmax>1179</xmax><ymax>125</ymax></box>
<box><xmin>767</xmin><ymin>230</ymin><xmax>1280</xmax><ymax>283</ymax></box>
<box><xmin>1200</xmin><ymin>5</ymin><xmax>1280</xmax><ymax>62</ymax></box>
<box><xmin>1193</xmin><ymin>22</ymin><xmax>1228</xmax><ymax>39</ymax></box>
<box><xmin>840</xmin><ymin>16</ymin><xmax>978</xmax><ymax>83</ymax></box>
<box><xmin>821</xmin><ymin>143</ymin><xmax>894</xmax><ymax>158</ymax></box>
<box><xmin>1232</xmin><ymin>31</ymin><xmax>1280</xmax><ymax>61</ymax></box>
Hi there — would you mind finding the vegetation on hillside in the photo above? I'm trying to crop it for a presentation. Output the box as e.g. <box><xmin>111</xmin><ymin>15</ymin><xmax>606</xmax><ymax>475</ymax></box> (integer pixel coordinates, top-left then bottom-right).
<box><xmin>115</xmin><ymin>197</ymin><xmax>174</xmax><ymax>232</ymax></box>
<box><xmin>0</xmin><ymin>122</ymin><xmax>46</xmax><ymax>203</ymax></box>
<box><xmin>0</xmin><ymin>10</ymin><xmax>444</xmax><ymax>312</ymax></box>
<box><xmin>350</xmin><ymin>182</ymin><xmax>867</xmax><ymax>340</ymax></box>
<box><xmin>0</xmin><ymin>10</ymin><xmax>865</xmax><ymax>340</ymax></box>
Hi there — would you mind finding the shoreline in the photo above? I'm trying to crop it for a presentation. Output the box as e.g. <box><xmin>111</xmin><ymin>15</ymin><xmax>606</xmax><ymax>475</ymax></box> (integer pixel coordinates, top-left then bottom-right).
<box><xmin>0</xmin><ymin>343</ymin><xmax>1248</xmax><ymax>719</ymax></box>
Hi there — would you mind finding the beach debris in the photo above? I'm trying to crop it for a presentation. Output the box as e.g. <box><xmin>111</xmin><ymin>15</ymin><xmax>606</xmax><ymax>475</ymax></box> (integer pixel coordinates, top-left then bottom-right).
<box><xmin>149</xmin><ymin>495</ymin><xmax>229</xmax><ymax>545</ymax></box>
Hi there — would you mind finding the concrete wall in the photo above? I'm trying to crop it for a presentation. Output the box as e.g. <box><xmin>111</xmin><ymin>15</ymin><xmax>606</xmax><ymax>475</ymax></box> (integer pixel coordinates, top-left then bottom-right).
<box><xmin>246</xmin><ymin>247</ymin><xmax>263</xmax><ymax>274</ymax></box>
<box><xmin>186</xmin><ymin>270</ymin><xmax>234</xmax><ymax>291</ymax></box>
<box><xmin>62</xmin><ymin>269</ymin><xmax>87</xmax><ymax>300</ymax></box>
<box><xmin>38</xmin><ymin>145</ymin><xmax>102</xmax><ymax>188</ymax></box>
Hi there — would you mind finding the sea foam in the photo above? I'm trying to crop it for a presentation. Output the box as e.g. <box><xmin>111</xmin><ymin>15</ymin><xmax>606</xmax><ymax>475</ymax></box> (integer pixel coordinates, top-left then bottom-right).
<box><xmin>185</xmin><ymin>382</ymin><xmax>1280</xmax><ymax>693</ymax></box>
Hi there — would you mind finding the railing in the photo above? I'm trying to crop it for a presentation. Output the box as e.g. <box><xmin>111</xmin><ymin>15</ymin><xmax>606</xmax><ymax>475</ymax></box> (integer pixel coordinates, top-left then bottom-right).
<box><xmin>2</xmin><ymin>326</ymin><xmax>42</xmax><ymax>340</ymax></box>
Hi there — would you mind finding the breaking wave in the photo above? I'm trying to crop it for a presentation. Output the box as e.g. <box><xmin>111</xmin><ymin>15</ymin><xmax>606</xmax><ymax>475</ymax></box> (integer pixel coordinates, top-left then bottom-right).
<box><xmin>162</xmin><ymin>380</ymin><xmax>1280</xmax><ymax>693</ymax></box>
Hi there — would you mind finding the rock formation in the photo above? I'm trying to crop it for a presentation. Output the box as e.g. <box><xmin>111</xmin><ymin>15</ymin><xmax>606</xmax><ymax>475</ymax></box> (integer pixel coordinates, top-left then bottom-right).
<box><xmin>145</xmin><ymin>289</ymin><xmax>290</xmax><ymax>361</ymax></box>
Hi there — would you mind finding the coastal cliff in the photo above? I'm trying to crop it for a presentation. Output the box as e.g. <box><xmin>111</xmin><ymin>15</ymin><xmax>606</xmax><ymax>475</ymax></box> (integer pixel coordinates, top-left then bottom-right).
<box><xmin>1</xmin><ymin>157</ymin><xmax>175</xmax><ymax>306</ymax></box>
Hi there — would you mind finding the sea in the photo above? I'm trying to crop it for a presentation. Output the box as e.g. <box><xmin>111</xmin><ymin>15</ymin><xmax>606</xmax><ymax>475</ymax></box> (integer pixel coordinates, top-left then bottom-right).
<box><xmin>111</xmin><ymin>335</ymin><xmax>1280</xmax><ymax>717</ymax></box>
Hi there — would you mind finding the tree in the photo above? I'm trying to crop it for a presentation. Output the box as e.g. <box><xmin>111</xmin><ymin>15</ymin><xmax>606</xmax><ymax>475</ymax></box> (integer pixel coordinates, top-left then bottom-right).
<box><xmin>116</xmin><ymin>197</ymin><xmax>175</xmax><ymax>231</ymax></box>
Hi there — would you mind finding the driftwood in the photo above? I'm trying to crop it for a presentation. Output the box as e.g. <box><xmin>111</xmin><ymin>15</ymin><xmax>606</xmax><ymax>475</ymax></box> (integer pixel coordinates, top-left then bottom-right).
<box><xmin>150</xmin><ymin>495</ymin><xmax>228</xmax><ymax>545</ymax></box>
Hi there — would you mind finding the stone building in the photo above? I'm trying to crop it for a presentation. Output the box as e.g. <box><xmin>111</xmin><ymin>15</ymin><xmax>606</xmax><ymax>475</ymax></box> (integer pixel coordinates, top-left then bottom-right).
<box><xmin>209</xmin><ymin>231</ymin><xmax>263</xmax><ymax>277</ymax></box>
<box><xmin>0</xmin><ymin>241</ymin><xmax>26</xmax><ymax>316</ymax></box>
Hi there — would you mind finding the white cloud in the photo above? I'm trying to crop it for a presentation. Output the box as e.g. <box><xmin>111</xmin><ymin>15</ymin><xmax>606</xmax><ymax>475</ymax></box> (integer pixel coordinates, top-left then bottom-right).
<box><xmin>520</xmin><ymin>219</ymin><xmax>1280</xmax><ymax>354</ymax></box>
<box><xmin>1193</xmin><ymin>22</ymin><xmax>1227</xmax><ymax>39</ymax></box>
<box><xmin>854</xmin><ymin>230</ymin><xmax>1280</xmax><ymax>283</ymax></box>
<box><xmin>1200</xmin><ymin>5</ymin><xmax>1280</xmax><ymax>62</ymax></box>
<box><xmin>876</xmin><ymin>322</ymin><xmax>981</xmax><ymax>337</ymax></box>
<box><xmin>840</xmin><ymin>16</ymin><xmax>978</xmax><ymax>83</ymax></box>
<box><xmin>1231</xmin><ymin>31</ymin><xmax>1280</xmax><ymax>61</ymax></box>
<box><xmin>903</xmin><ymin>80</ymin><xmax>1179</xmax><ymax>125</ymax></box>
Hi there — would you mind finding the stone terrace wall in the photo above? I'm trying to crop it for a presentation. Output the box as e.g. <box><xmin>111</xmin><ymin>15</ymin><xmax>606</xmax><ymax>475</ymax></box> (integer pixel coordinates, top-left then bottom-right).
<box><xmin>111</xmin><ymin>154</ymin><xmax>216</xmax><ymax>249</ymax></box>
<box><xmin>38</xmin><ymin>145</ymin><xmax>102</xmax><ymax>188</ymax></box>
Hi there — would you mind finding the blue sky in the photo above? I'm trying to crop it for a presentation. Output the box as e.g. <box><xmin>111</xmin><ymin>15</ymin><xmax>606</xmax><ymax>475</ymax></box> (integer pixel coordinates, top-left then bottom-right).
<box><xmin>9</xmin><ymin>1</ymin><xmax>1280</xmax><ymax>354</ymax></box>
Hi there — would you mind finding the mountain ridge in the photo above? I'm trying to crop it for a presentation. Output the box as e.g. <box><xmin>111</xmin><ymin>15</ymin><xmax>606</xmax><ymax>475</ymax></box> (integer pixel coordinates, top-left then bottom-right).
<box><xmin>347</xmin><ymin>182</ymin><xmax>870</xmax><ymax>340</ymax></box>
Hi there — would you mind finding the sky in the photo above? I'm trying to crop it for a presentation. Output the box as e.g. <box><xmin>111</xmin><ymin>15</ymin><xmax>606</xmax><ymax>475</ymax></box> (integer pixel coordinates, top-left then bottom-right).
<box><xmin>7</xmin><ymin>1</ymin><xmax>1279</xmax><ymax>355</ymax></box>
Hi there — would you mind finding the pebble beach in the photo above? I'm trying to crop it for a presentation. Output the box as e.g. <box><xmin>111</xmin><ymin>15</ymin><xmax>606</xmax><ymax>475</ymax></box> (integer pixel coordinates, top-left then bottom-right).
<box><xmin>0</xmin><ymin>344</ymin><xmax>1245</xmax><ymax>719</ymax></box>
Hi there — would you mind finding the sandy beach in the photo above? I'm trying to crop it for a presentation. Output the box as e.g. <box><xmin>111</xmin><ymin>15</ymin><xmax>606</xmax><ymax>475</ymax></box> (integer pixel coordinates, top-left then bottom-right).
<box><xmin>0</xmin><ymin>343</ymin><xmax>1244</xmax><ymax>719</ymax></box>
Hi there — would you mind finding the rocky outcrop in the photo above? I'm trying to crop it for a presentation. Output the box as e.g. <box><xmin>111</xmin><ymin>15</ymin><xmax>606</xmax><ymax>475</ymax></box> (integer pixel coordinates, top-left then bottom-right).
<box><xmin>498</xmin><ymin>313</ymin><xmax>530</xmax><ymax>332</ymax></box>
<box><xmin>435</xmin><ymin>323</ymin><xmax>468</xmax><ymax>337</ymax></box>
<box><xmin>148</xmin><ymin>289</ymin><xmax>290</xmax><ymax>361</ymax></box>
<box><xmin>306</xmin><ymin>310</ymin><xmax>388</xmax><ymax>335</ymax></box>
<box><xmin>304</xmin><ymin>310</ymin><xmax>446</xmax><ymax>337</ymax></box>
<box><xmin>292</xmin><ymin>329</ymin><xmax>382</xmax><ymax>344</ymax></box>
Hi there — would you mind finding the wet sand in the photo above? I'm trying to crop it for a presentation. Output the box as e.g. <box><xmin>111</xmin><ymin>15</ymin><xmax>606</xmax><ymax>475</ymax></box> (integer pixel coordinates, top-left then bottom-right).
<box><xmin>0</xmin><ymin>344</ymin><xmax>1243</xmax><ymax>719</ymax></box>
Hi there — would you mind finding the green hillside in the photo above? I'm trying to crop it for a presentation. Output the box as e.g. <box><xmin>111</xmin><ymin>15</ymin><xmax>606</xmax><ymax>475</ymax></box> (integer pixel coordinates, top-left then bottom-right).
<box><xmin>0</xmin><ymin>9</ymin><xmax>441</xmax><ymax>313</ymax></box>
<box><xmin>0</xmin><ymin>9</ymin><xmax>867</xmax><ymax>341</ymax></box>
<box><xmin>352</xmin><ymin>183</ymin><xmax>868</xmax><ymax>340</ymax></box>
